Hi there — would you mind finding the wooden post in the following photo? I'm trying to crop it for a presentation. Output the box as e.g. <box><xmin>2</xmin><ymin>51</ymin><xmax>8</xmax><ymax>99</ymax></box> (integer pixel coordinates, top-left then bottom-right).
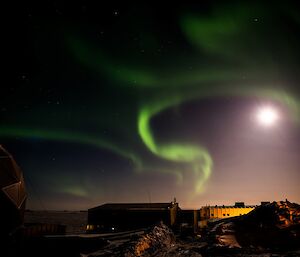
<box><xmin>193</xmin><ymin>210</ymin><xmax>198</xmax><ymax>233</ymax></box>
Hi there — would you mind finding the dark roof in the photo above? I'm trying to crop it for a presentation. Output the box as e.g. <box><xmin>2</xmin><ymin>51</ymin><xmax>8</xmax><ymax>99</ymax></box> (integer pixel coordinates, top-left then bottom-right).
<box><xmin>206</xmin><ymin>205</ymin><xmax>257</xmax><ymax>208</ymax></box>
<box><xmin>89</xmin><ymin>202</ymin><xmax>176</xmax><ymax>211</ymax></box>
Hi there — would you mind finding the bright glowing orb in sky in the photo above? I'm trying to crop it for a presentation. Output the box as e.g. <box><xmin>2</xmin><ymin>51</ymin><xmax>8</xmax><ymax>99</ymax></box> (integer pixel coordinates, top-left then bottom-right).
<box><xmin>256</xmin><ymin>106</ymin><xmax>279</xmax><ymax>127</ymax></box>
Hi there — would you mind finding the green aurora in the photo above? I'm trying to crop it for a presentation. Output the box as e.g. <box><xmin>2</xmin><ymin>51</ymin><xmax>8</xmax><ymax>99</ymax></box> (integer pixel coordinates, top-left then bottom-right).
<box><xmin>2</xmin><ymin>2</ymin><xmax>300</xmax><ymax>200</ymax></box>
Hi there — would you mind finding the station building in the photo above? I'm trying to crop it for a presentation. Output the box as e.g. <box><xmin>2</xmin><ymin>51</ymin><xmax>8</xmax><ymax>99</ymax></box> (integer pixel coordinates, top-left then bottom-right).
<box><xmin>199</xmin><ymin>202</ymin><xmax>256</xmax><ymax>227</ymax></box>
<box><xmin>87</xmin><ymin>201</ymin><xmax>179</xmax><ymax>233</ymax></box>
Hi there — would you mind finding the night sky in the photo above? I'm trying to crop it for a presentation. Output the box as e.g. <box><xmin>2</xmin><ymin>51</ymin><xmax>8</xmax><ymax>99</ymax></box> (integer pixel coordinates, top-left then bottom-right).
<box><xmin>3</xmin><ymin>2</ymin><xmax>300</xmax><ymax>210</ymax></box>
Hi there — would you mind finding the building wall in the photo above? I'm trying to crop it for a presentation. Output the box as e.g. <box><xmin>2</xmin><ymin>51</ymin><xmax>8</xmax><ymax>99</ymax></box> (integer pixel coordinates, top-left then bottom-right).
<box><xmin>87</xmin><ymin>204</ymin><xmax>179</xmax><ymax>233</ymax></box>
<box><xmin>170</xmin><ymin>205</ymin><xmax>178</xmax><ymax>226</ymax></box>
<box><xmin>198</xmin><ymin>206</ymin><xmax>255</xmax><ymax>229</ymax></box>
<box><xmin>200</xmin><ymin>206</ymin><xmax>255</xmax><ymax>220</ymax></box>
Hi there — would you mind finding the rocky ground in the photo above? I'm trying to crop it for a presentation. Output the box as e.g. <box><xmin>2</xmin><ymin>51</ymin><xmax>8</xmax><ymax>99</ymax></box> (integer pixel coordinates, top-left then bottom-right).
<box><xmin>85</xmin><ymin>222</ymin><xmax>204</xmax><ymax>257</ymax></box>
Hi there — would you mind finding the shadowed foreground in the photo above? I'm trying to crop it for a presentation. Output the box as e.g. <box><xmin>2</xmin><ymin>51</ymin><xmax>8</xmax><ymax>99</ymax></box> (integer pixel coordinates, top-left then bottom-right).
<box><xmin>9</xmin><ymin>200</ymin><xmax>300</xmax><ymax>257</ymax></box>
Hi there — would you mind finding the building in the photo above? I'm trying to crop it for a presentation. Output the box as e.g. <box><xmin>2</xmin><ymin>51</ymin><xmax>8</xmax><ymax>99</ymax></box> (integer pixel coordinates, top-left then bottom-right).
<box><xmin>0</xmin><ymin>145</ymin><xmax>27</xmax><ymax>240</ymax></box>
<box><xmin>87</xmin><ymin>201</ymin><xmax>259</xmax><ymax>233</ymax></box>
<box><xmin>87</xmin><ymin>201</ymin><xmax>179</xmax><ymax>233</ymax></box>
<box><xmin>199</xmin><ymin>202</ymin><xmax>256</xmax><ymax>227</ymax></box>
<box><xmin>177</xmin><ymin>209</ymin><xmax>199</xmax><ymax>234</ymax></box>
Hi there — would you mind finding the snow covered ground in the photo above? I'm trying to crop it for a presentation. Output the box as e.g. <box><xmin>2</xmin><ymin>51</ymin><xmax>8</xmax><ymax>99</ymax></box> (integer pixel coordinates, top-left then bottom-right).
<box><xmin>24</xmin><ymin>210</ymin><xmax>87</xmax><ymax>234</ymax></box>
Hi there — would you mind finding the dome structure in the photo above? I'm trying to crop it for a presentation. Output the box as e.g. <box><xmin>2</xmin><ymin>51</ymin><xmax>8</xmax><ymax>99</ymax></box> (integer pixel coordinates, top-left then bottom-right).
<box><xmin>0</xmin><ymin>145</ymin><xmax>27</xmax><ymax>238</ymax></box>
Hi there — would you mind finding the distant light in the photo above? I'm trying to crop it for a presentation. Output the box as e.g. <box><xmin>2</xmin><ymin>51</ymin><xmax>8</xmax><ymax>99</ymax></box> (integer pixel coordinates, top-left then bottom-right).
<box><xmin>111</xmin><ymin>227</ymin><xmax>115</xmax><ymax>231</ymax></box>
<box><xmin>256</xmin><ymin>106</ymin><xmax>279</xmax><ymax>127</ymax></box>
